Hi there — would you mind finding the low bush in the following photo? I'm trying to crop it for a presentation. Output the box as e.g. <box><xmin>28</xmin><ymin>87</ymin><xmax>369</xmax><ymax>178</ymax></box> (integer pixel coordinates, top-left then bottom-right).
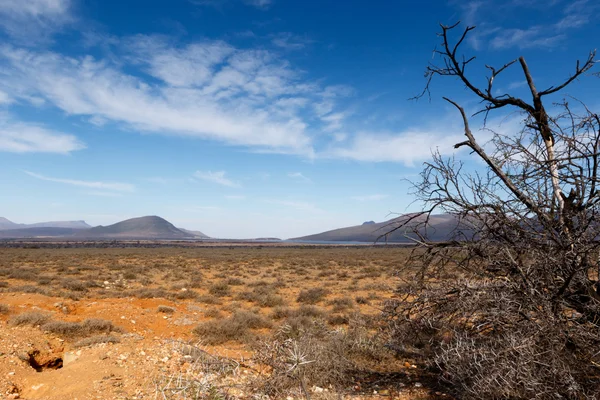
<box><xmin>9</xmin><ymin>312</ymin><xmax>51</xmax><ymax>326</ymax></box>
<box><xmin>296</xmin><ymin>288</ymin><xmax>329</xmax><ymax>304</ymax></box>
<box><xmin>193</xmin><ymin>310</ymin><xmax>272</xmax><ymax>345</ymax></box>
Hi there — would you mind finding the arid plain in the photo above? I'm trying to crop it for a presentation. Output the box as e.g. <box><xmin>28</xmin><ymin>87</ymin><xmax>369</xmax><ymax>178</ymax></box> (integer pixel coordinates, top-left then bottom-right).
<box><xmin>0</xmin><ymin>244</ymin><xmax>448</xmax><ymax>400</ymax></box>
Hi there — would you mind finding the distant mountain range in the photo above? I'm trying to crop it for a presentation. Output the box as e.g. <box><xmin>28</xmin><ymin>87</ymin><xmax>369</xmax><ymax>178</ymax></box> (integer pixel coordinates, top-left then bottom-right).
<box><xmin>0</xmin><ymin>217</ymin><xmax>90</xmax><ymax>230</ymax></box>
<box><xmin>0</xmin><ymin>216</ymin><xmax>209</xmax><ymax>240</ymax></box>
<box><xmin>291</xmin><ymin>214</ymin><xmax>475</xmax><ymax>243</ymax></box>
<box><xmin>0</xmin><ymin>213</ymin><xmax>474</xmax><ymax>242</ymax></box>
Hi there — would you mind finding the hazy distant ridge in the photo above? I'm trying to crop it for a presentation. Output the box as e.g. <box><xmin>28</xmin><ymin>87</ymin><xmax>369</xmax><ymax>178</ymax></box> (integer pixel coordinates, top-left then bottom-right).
<box><xmin>290</xmin><ymin>214</ymin><xmax>473</xmax><ymax>243</ymax></box>
<box><xmin>0</xmin><ymin>217</ymin><xmax>91</xmax><ymax>230</ymax></box>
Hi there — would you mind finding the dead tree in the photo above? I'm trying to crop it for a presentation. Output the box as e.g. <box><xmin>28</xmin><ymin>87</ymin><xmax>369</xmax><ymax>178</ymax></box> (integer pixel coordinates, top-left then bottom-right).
<box><xmin>385</xmin><ymin>23</ymin><xmax>600</xmax><ymax>399</ymax></box>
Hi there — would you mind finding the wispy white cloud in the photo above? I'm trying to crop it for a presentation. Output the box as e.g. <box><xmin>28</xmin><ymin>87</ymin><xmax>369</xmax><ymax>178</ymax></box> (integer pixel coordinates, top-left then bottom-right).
<box><xmin>243</xmin><ymin>0</ymin><xmax>273</xmax><ymax>9</ymax></box>
<box><xmin>288</xmin><ymin>172</ymin><xmax>312</xmax><ymax>183</ymax></box>
<box><xmin>270</xmin><ymin>32</ymin><xmax>312</xmax><ymax>50</ymax></box>
<box><xmin>0</xmin><ymin>90</ymin><xmax>12</xmax><ymax>104</ymax></box>
<box><xmin>352</xmin><ymin>194</ymin><xmax>389</xmax><ymax>201</ymax></box>
<box><xmin>0</xmin><ymin>114</ymin><xmax>84</xmax><ymax>154</ymax></box>
<box><xmin>0</xmin><ymin>0</ymin><xmax>73</xmax><ymax>42</ymax></box>
<box><xmin>490</xmin><ymin>27</ymin><xmax>565</xmax><ymax>50</ymax></box>
<box><xmin>24</xmin><ymin>171</ymin><xmax>136</xmax><ymax>192</ymax></box>
<box><xmin>458</xmin><ymin>0</ymin><xmax>594</xmax><ymax>50</ymax></box>
<box><xmin>194</xmin><ymin>170</ymin><xmax>240</xmax><ymax>187</ymax></box>
<box><xmin>225</xmin><ymin>195</ymin><xmax>246</xmax><ymax>199</ymax></box>
<box><xmin>0</xmin><ymin>35</ymin><xmax>351</xmax><ymax>155</ymax></box>
<box><xmin>327</xmin><ymin>129</ymin><xmax>464</xmax><ymax>165</ymax></box>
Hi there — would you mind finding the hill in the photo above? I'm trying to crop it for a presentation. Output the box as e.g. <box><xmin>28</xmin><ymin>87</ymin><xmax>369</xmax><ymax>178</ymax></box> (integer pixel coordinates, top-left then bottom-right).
<box><xmin>0</xmin><ymin>217</ymin><xmax>19</xmax><ymax>230</ymax></box>
<box><xmin>75</xmin><ymin>216</ymin><xmax>195</xmax><ymax>239</ymax></box>
<box><xmin>290</xmin><ymin>213</ymin><xmax>475</xmax><ymax>243</ymax></box>
<box><xmin>178</xmin><ymin>228</ymin><xmax>210</xmax><ymax>239</ymax></box>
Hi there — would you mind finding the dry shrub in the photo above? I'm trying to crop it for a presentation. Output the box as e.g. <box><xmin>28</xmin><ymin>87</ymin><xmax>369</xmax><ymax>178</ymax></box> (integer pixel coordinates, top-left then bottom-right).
<box><xmin>204</xmin><ymin>308</ymin><xmax>223</xmax><ymax>319</ymax></box>
<box><xmin>208</xmin><ymin>281</ymin><xmax>231</xmax><ymax>297</ymax></box>
<box><xmin>328</xmin><ymin>296</ymin><xmax>354</xmax><ymax>312</ymax></box>
<box><xmin>157</xmin><ymin>305</ymin><xmax>175</xmax><ymax>314</ymax></box>
<box><xmin>61</xmin><ymin>278</ymin><xmax>88</xmax><ymax>292</ymax></box>
<box><xmin>236</xmin><ymin>286</ymin><xmax>285</xmax><ymax>307</ymax></box>
<box><xmin>9</xmin><ymin>311</ymin><xmax>51</xmax><ymax>326</ymax></box>
<box><xmin>0</xmin><ymin>303</ymin><xmax>9</xmax><ymax>314</ymax></box>
<box><xmin>174</xmin><ymin>289</ymin><xmax>199</xmax><ymax>300</ymax></box>
<box><xmin>226</xmin><ymin>277</ymin><xmax>244</xmax><ymax>286</ymax></box>
<box><xmin>193</xmin><ymin>310</ymin><xmax>271</xmax><ymax>345</ymax></box>
<box><xmin>129</xmin><ymin>288</ymin><xmax>170</xmax><ymax>299</ymax></box>
<box><xmin>296</xmin><ymin>287</ymin><xmax>329</xmax><ymax>304</ymax></box>
<box><xmin>41</xmin><ymin>318</ymin><xmax>123</xmax><ymax>339</ymax></box>
<box><xmin>254</xmin><ymin>315</ymin><xmax>389</xmax><ymax>397</ymax></box>
<box><xmin>270</xmin><ymin>305</ymin><xmax>327</xmax><ymax>321</ymax></box>
<box><xmin>386</xmin><ymin>276</ymin><xmax>600</xmax><ymax>399</ymax></box>
<box><xmin>74</xmin><ymin>334</ymin><xmax>120</xmax><ymax>348</ymax></box>
<box><xmin>196</xmin><ymin>294</ymin><xmax>221</xmax><ymax>305</ymax></box>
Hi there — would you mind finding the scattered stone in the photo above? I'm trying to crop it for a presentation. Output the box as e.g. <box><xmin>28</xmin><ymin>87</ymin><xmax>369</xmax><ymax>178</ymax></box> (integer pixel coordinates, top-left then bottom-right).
<box><xmin>63</xmin><ymin>351</ymin><xmax>79</xmax><ymax>366</ymax></box>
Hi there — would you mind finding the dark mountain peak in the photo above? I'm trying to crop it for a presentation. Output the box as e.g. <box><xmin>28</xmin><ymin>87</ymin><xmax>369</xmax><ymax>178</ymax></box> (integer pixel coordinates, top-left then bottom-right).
<box><xmin>77</xmin><ymin>215</ymin><xmax>194</xmax><ymax>239</ymax></box>
<box><xmin>362</xmin><ymin>221</ymin><xmax>376</xmax><ymax>225</ymax></box>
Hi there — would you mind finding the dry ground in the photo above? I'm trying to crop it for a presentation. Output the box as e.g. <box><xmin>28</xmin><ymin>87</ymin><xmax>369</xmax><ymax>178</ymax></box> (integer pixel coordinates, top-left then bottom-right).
<box><xmin>0</xmin><ymin>245</ymin><xmax>448</xmax><ymax>399</ymax></box>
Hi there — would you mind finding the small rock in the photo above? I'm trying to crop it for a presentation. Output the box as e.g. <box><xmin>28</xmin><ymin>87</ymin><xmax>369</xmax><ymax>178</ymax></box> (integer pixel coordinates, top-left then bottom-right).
<box><xmin>414</xmin><ymin>382</ymin><xmax>422</xmax><ymax>388</ymax></box>
<box><xmin>63</xmin><ymin>351</ymin><xmax>79</xmax><ymax>366</ymax></box>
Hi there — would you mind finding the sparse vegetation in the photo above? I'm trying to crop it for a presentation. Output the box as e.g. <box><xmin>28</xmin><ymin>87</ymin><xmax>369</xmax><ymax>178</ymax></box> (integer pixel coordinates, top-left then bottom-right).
<box><xmin>296</xmin><ymin>287</ymin><xmax>329</xmax><ymax>304</ymax></box>
<box><xmin>0</xmin><ymin>245</ymin><xmax>406</xmax><ymax>398</ymax></box>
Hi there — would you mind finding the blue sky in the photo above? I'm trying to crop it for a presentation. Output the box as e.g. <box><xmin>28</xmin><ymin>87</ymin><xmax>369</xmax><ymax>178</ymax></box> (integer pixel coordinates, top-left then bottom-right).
<box><xmin>0</xmin><ymin>0</ymin><xmax>598</xmax><ymax>238</ymax></box>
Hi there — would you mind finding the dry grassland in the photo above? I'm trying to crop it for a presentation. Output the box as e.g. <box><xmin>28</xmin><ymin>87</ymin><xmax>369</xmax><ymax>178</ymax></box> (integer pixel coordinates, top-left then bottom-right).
<box><xmin>0</xmin><ymin>245</ymin><xmax>447</xmax><ymax>399</ymax></box>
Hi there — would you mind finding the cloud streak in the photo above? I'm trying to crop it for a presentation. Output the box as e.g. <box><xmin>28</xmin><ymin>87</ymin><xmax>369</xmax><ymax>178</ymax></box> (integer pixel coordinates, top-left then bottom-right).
<box><xmin>288</xmin><ymin>172</ymin><xmax>311</xmax><ymax>183</ymax></box>
<box><xmin>0</xmin><ymin>115</ymin><xmax>84</xmax><ymax>154</ymax></box>
<box><xmin>194</xmin><ymin>170</ymin><xmax>240</xmax><ymax>187</ymax></box>
<box><xmin>24</xmin><ymin>171</ymin><xmax>135</xmax><ymax>192</ymax></box>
